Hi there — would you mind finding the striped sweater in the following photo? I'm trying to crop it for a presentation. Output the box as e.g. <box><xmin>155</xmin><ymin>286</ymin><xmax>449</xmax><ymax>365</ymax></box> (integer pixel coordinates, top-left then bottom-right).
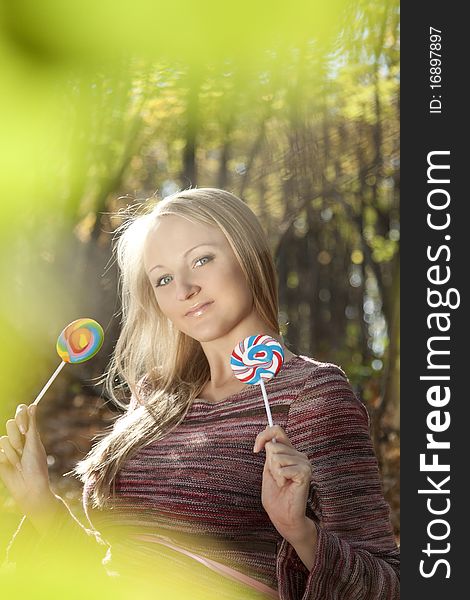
<box><xmin>83</xmin><ymin>355</ymin><xmax>400</xmax><ymax>599</ymax></box>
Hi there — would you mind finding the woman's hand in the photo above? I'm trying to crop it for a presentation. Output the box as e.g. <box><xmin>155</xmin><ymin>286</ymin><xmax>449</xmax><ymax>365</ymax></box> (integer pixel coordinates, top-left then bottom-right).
<box><xmin>253</xmin><ymin>425</ymin><xmax>314</xmax><ymax>545</ymax></box>
<box><xmin>0</xmin><ymin>404</ymin><xmax>56</xmax><ymax>522</ymax></box>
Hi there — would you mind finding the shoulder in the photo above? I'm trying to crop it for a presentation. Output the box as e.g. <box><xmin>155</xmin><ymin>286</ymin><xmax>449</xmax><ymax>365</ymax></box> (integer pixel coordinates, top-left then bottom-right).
<box><xmin>289</xmin><ymin>356</ymin><xmax>368</xmax><ymax>422</ymax></box>
<box><xmin>293</xmin><ymin>355</ymin><xmax>352</xmax><ymax>390</ymax></box>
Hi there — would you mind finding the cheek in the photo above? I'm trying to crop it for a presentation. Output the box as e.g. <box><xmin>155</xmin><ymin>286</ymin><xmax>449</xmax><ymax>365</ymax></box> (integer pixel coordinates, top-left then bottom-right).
<box><xmin>222</xmin><ymin>267</ymin><xmax>253</xmax><ymax>307</ymax></box>
<box><xmin>153</xmin><ymin>290</ymin><xmax>174</xmax><ymax>318</ymax></box>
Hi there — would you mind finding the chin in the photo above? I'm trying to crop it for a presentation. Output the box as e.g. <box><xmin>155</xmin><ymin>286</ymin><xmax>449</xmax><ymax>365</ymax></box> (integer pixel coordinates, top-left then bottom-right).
<box><xmin>188</xmin><ymin>331</ymin><xmax>225</xmax><ymax>343</ymax></box>
<box><xmin>185</xmin><ymin>323</ymin><xmax>236</xmax><ymax>343</ymax></box>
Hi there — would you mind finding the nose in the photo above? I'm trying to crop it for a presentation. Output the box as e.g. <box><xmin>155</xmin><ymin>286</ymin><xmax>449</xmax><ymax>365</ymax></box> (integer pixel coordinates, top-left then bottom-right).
<box><xmin>175</xmin><ymin>279</ymin><xmax>200</xmax><ymax>302</ymax></box>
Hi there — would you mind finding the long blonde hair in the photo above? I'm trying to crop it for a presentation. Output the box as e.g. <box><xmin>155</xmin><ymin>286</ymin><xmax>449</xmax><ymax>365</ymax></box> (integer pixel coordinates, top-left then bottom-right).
<box><xmin>74</xmin><ymin>188</ymin><xmax>281</xmax><ymax>507</ymax></box>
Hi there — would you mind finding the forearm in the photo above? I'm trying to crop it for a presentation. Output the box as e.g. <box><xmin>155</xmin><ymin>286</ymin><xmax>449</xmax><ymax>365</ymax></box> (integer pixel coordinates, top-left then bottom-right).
<box><xmin>287</xmin><ymin>517</ymin><xmax>318</xmax><ymax>571</ymax></box>
<box><xmin>16</xmin><ymin>489</ymin><xmax>110</xmax><ymax>567</ymax></box>
<box><xmin>27</xmin><ymin>489</ymin><xmax>102</xmax><ymax>547</ymax></box>
<box><xmin>6</xmin><ymin>491</ymin><xmax>110</xmax><ymax>577</ymax></box>
<box><xmin>26</xmin><ymin>489</ymin><xmax>86</xmax><ymax>535</ymax></box>
<box><xmin>26</xmin><ymin>490</ymin><xmax>66</xmax><ymax>535</ymax></box>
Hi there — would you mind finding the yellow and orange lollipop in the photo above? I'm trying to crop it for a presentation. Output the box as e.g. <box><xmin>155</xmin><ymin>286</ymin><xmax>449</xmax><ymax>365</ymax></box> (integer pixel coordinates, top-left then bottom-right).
<box><xmin>33</xmin><ymin>318</ymin><xmax>104</xmax><ymax>405</ymax></box>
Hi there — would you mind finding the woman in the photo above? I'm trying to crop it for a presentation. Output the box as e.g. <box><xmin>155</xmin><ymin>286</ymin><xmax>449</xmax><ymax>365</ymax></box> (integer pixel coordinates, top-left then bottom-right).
<box><xmin>0</xmin><ymin>188</ymin><xmax>400</xmax><ymax>598</ymax></box>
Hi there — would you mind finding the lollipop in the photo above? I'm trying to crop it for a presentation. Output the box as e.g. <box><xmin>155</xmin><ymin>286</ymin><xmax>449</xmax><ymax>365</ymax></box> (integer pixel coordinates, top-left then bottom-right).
<box><xmin>230</xmin><ymin>334</ymin><xmax>284</xmax><ymax>427</ymax></box>
<box><xmin>56</xmin><ymin>318</ymin><xmax>104</xmax><ymax>364</ymax></box>
<box><xmin>33</xmin><ymin>318</ymin><xmax>104</xmax><ymax>405</ymax></box>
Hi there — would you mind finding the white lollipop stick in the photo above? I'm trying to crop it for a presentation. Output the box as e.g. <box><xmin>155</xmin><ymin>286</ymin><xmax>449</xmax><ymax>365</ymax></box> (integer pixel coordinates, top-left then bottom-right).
<box><xmin>259</xmin><ymin>379</ymin><xmax>274</xmax><ymax>427</ymax></box>
<box><xmin>32</xmin><ymin>361</ymin><xmax>67</xmax><ymax>406</ymax></box>
<box><xmin>259</xmin><ymin>379</ymin><xmax>277</xmax><ymax>444</ymax></box>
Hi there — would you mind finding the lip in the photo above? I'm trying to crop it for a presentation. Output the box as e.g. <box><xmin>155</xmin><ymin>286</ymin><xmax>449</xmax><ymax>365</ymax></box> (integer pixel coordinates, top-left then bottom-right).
<box><xmin>185</xmin><ymin>301</ymin><xmax>214</xmax><ymax>317</ymax></box>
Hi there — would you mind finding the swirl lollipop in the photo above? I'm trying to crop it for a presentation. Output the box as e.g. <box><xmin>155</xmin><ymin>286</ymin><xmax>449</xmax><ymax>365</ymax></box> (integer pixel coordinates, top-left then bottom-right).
<box><xmin>230</xmin><ymin>334</ymin><xmax>284</xmax><ymax>427</ymax></box>
<box><xmin>33</xmin><ymin>318</ymin><xmax>104</xmax><ymax>405</ymax></box>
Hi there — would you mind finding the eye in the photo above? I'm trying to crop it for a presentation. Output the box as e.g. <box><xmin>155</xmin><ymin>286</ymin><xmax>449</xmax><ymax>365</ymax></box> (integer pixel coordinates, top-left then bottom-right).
<box><xmin>155</xmin><ymin>275</ymin><xmax>173</xmax><ymax>288</ymax></box>
<box><xmin>194</xmin><ymin>255</ymin><xmax>213</xmax><ymax>267</ymax></box>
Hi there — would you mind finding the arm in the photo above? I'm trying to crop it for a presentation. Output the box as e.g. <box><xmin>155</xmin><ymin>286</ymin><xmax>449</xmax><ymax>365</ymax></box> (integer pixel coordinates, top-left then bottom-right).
<box><xmin>17</xmin><ymin>488</ymin><xmax>87</xmax><ymax>537</ymax></box>
<box><xmin>286</xmin><ymin>517</ymin><xmax>318</xmax><ymax>571</ymax></box>
<box><xmin>4</xmin><ymin>496</ymin><xmax>110</xmax><ymax>578</ymax></box>
<box><xmin>1</xmin><ymin>403</ymin><xmax>109</xmax><ymax>571</ymax></box>
<box><xmin>276</xmin><ymin>364</ymin><xmax>400</xmax><ymax>600</ymax></box>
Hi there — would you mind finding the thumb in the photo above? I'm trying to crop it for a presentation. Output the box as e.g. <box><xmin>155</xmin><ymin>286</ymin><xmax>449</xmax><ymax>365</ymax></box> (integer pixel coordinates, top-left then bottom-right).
<box><xmin>26</xmin><ymin>404</ymin><xmax>41</xmax><ymax>439</ymax></box>
<box><xmin>23</xmin><ymin>405</ymin><xmax>47</xmax><ymax>457</ymax></box>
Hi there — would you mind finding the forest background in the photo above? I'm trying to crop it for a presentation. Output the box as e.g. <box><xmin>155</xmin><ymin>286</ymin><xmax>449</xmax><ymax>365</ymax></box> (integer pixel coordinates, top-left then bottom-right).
<box><xmin>0</xmin><ymin>0</ymin><xmax>400</xmax><ymax>559</ymax></box>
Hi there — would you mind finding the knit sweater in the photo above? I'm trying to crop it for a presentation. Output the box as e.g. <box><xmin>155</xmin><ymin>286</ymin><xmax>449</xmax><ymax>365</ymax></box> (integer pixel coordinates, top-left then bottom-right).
<box><xmin>82</xmin><ymin>355</ymin><xmax>400</xmax><ymax>599</ymax></box>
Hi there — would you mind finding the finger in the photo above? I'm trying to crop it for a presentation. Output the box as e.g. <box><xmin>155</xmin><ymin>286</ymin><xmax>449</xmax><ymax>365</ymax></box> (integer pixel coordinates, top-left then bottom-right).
<box><xmin>267</xmin><ymin>450</ymin><xmax>301</xmax><ymax>478</ymax></box>
<box><xmin>266</xmin><ymin>450</ymin><xmax>313</xmax><ymax>485</ymax></box>
<box><xmin>15</xmin><ymin>404</ymin><xmax>29</xmax><ymax>435</ymax></box>
<box><xmin>278</xmin><ymin>463</ymin><xmax>313</xmax><ymax>483</ymax></box>
<box><xmin>264</xmin><ymin>442</ymin><xmax>291</xmax><ymax>467</ymax></box>
<box><xmin>267</xmin><ymin>448</ymin><xmax>312</xmax><ymax>472</ymax></box>
<box><xmin>0</xmin><ymin>447</ymin><xmax>9</xmax><ymax>466</ymax></box>
<box><xmin>267</xmin><ymin>450</ymin><xmax>301</xmax><ymax>467</ymax></box>
<box><xmin>268</xmin><ymin>456</ymin><xmax>296</xmax><ymax>484</ymax></box>
<box><xmin>28</xmin><ymin>404</ymin><xmax>37</xmax><ymax>425</ymax></box>
<box><xmin>264</xmin><ymin>442</ymin><xmax>299</xmax><ymax>456</ymax></box>
<box><xmin>0</xmin><ymin>436</ymin><xmax>23</xmax><ymax>472</ymax></box>
<box><xmin>6</xmin><ymin>419</ymin><xmax>23</xmax><ymax>455</ymax></box>
<box><xmin>263</xmin><ymin>457</ymin><xmax>288</xmax><ymax>488</ymax></box>
<box><xmin>253</xmin><ymin>425</ymin><xmax>294</xmax><ymax>452</ymax></box>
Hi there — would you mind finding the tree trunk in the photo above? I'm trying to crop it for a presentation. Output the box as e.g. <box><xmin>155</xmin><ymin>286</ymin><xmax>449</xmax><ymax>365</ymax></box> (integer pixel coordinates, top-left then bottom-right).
<box><xmin>181</xmin><ymin>67</ymin><xmax>201</xmax><ymax>188</ymax></box>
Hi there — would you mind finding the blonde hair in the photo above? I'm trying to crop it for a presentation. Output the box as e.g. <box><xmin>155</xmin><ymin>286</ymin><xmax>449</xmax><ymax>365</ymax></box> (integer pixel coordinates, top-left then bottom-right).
<box><xmin>74</xmin><ymin>188</ymin><xmax>281</xmax><ymax>507</ymax></box>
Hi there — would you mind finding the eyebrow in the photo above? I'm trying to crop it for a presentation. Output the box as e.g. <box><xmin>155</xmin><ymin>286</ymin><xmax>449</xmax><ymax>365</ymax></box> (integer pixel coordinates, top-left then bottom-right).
<box><xmin>148</xmin><ymin>243</ymin><xmax>219</xmax><ymax>274</ymax></box>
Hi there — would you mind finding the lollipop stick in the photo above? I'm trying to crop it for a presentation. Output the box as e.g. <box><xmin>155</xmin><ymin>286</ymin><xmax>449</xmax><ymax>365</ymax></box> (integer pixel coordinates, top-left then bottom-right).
<box><xmin>259</xmin><ymin>379</ymin><xmax>274</xmax><ymax>428</ymax></box>
<box><xmin>32</xmin><ymin>361</ymin><xmax>67</xmax><ymax>406</ymax></box>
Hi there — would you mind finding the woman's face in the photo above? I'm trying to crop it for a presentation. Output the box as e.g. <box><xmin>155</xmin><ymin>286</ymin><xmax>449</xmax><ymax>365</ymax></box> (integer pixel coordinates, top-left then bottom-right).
<box><xmin>143</xmin><ymin>215</ymin><xmax>256</xmax><ymax>342</ymax></box>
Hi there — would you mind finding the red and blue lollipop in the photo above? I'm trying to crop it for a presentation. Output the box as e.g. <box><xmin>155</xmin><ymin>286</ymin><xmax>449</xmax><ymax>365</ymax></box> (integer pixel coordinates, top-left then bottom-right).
<box><xmin>230</xmin><ymin>334</ymin><xmax>284</xmax><ymax>427</ymax></box>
